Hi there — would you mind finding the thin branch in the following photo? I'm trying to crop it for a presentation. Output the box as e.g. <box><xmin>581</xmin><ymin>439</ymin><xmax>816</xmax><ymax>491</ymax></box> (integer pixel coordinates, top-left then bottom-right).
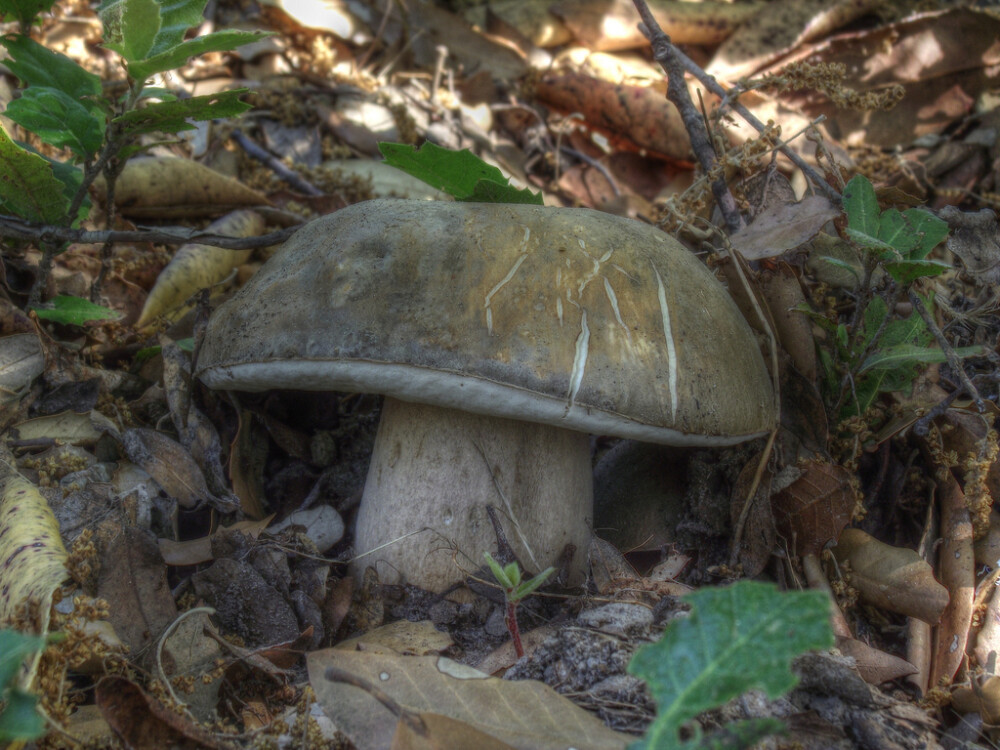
<box><xmin>632</xmin><ymin>0</ymin><xmax>742</xmax><ymax>234</ymax></box>
<box><xmin>231</xmin><ymin>128</ymin><xmax>323</xmax><ymax>197</ymax></box>
<box><xmin>0</xmin><ymin>214</ymin><xmax>300</xmax><ymax>250</ymax></box>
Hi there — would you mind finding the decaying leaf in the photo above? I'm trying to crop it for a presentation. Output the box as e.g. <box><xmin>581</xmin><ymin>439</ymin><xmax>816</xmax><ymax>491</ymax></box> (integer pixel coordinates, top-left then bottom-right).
<box><xmin>93</xmin><ymin>156</ymin><xmax>271</xmax><ymax>218</ymax></box>
<box><xmin>835</xmin><ymin>636</ymin><xmax>917</xmax><ymax>685</ymax></box>
<box><xmin>120</xmin><ymin>427</ymin><xmax>211</xmax><ymax>509</ymax></box>
<box><xmin>832</xmin><ymin>528</ymin><xmax>949</xmax><ymax>624</ymax></box>
<box><xmin>137</xmin><ymin>209</ymin><xmax>266</xmax><ymax>327</ymax></box>
<box><xmin>773</xmin><ymin>459</ymin><xmax>855</xmax><ymax>558</ymax></box>
<box><xmin>308</xmin><ymin>650</ymin><xmax>631</xmax><ymax>750</ymax></box>
<box><xmin>0</xmin><ymin>332</ymin><xmax>44</xmax><ymax>409</ymax></box>
<box><xmin>731</xmin><ymin>195</ymin><xmax>840</xmax><ymax>261</ymax></box>
<box><xmin>335</xmin><ymin>620</ymin><xmax>454</xmax><ymax>656</ymax></box>
<box><xmin>0</xmin><ymin>464</ymin><xmax>68</xmax><ymax>632</ymax></box>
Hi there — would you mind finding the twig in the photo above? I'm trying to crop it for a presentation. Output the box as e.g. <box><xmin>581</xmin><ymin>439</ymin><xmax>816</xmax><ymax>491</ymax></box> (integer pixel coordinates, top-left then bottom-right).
<box><xmin>0</xmin><ymin>214</ymin><xmax>300</xmax><ymax>249</ymax></box>
<box><xmin>909</xmin><ymin>288</ymin><xmax>985</xmax><ymax>413</ymax></box>
<box><xmin>230</xmin><ymin>129</ymin><xmax>323</xmax><ymax>196</ymax></box>
<box><xmin>631</xmin><ymin>0</ymin><xmax>840</xmax><ymax>206</ymax></box>
<box><xmin>632</xmin><ymin>0</ymin><xmax>742</xmax><ymax>234</ymax></box>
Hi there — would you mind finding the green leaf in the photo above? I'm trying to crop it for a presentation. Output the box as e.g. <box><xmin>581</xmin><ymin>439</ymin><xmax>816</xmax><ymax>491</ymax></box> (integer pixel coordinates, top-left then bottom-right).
<box><xmin>30</xmin><ymin>295</ymin><xmax>120</xmax><ymax>325</ymax></box>
<box><xmin>883</xmin><ymin>258</ymin><xmax>951</xmax><ymax>284</ymax></box>
<box><xmin>98</xmin><ymin>0</ymin><xmax>160</xmax><ymax>61</ymax></box>
<box><xmin>0</xmin><ymin>125</ymin><xmax>70</xmax><ymax>224</ymax></box>
<box><xmin>113</xmin><ymin>89</ymin><xmax>252</xmax><ymax>136</ymax></box>
<box><xmin>689</xmin><ymin>718</ymin><xmax>786</xmax><ymax>750</ymax></box>
<box><xmin>0</xmin><ymin>630</ymin><xmax>45</xmax><ymax>689</ymax></box>
<box><xmin>876</xmin><ymin>209</ymin><xmax>919</xmax><ymax>257</ymax></box>
<box><xmin>860</xmin><ymin>344</ymin><xmax>987</xmax><ymax>373</ymax></box>
<box><xmin>627</xmin><ymin>581</ymin><xmax>832</xmax><ymax>750</ymax></box>
<box><xmin>817</xmin><ymin>255</ymin><xmax>862</xmax><ymax>284</ymax></box>
<box><xmin>512</xmin><ymin>567</ymin><xmax>554</xmax><ymax>600</ymax></box>
<box><xmin>842</xmin><ymin>174</ymin><xmax>879</xmax><ymax>240</ymax></box>
<box><xmin>6</xmin><ymin>87</ymin><xmax>105</xmax><ymax>159</ymax></box>
<box><xmin>148</xmin><ymin>0</ymin><xmax>209</xmax><ymax>57</ymax></box>
<box><xmin>903</xmin><ymin>208</ymin><xmax>948</xmax><ymax>259</ymax></box>
<box><xmin>467</xmin><ymin>178</ymin><xmax>544</xmax><ymax>205</ymax></box>
<box><xmin>0</xmin><ymin>0</ymin><xmax>57</xmax><ymax>25</ymax></box>
<box><xmin>127</xmin><ymin>29</ymin><xmax>271</xmax><ymax>82</ymax></box>
<box><xmin>0</xmin><ymin>689</ymin><xmax>45</xmax><ymax>741</ymax></box>
<box><xmin>0</xmin><ymin>34</ymin><xmax>102</xmax><ymax>102</ymax></box>
<box><xmin>380</xmin><ymin>141</ymin><xmax>543</xmax><ymax>205</ymax></box>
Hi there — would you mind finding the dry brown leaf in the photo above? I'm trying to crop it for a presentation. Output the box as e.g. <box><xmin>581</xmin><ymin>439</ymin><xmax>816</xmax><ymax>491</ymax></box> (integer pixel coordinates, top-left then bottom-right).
<box><xmin>121</xmin><ymin>427</ymin><xmax>211</xmax><ymax>509</ymax></box>
<box><xmin>10</xmin><ymin>409</ymin><xmax>118</xmax><ymax>446</ymax></box>
<box><xmin>392</xmin><ymin>712</ymin><xmax>520</xmax><ymax>750</ymax></box>
<box><xmin>758</xmin><ymin>266</ymin><xmax>818</xmax><ymax>383</ymax></box>
<box><xmin>96</xmin><ymin>526</ymin><xmax>178</xmax><ymax>666</ymax></box>
<box><xmin>535</xmin><ymin>73</ymin><xmax>691</xmax><ymax>161</ymax></box>
<box><xmin>772</xmin><ymin>459</ymin><xmax>854</xmax><ymax>558</ymax></box>
<box><xmin>729</xmin><ymin>455</ymin><xmax>774</xmax><ymax>578</ymax></box>
<box><xmin>95</xmin><ymin>675</ymin><xmax>227</xmax><ymax>749</ymax></box>
<box><xmin>0</xmin><ymin>333</ymin><xmax>44</xmax><ymax>409</ymax></box>
<box><xmin>708</xmin><ymin>0</ymin><xmax>880</xmax><ymax>80</ymax></box>
<box><xmin>94</xmin><ymin>157</ymin><xmax>270</xmax><ymax>218</ymax></box>
<box><xmin>953</xmin><ymin>676</ymin><xmax>1000</xmax><ymax>724</ymax></box>
<box><xmin>835</xmin><ymin>636</ymin><xmax>917</xmax><ymax>686</ymax></box>
<box><xmin>731</xmin><ymin>195</ymin><xmax>840</xmax><ymax>262</ymax></box>
<box><xmin>832</xmin><ymin>528</ymin><xmax>949</xmax><ymax>624</ymax></box>
<box><xmin>307</xmin><ymin>651</ymin><xmax>630</xmax><ymax>750</ymax></box>
<box><xmin>336</xmin><ymin>620</ymin><xmax>454</xmax><ymax>656</ymax></box>
<box><xmin>551</xmin><ymin>0</ymin><xmax>759</xmax><ymax>51</ymax></box>
<box><xmin>157</xmin><ymin>517</ymin><xmax>273</xmax><ymax>566</ymax></box>
<box><xmin>137</xmin><ymin>210</ymin><xmax>265</xmax><ymax>327</ymax></box>
<box><xmin>931</xmin><ymin>470</ymin><xmax>975</xmax><ymax>686</ymax></box>
<box><xmin>783</xmin><ymin>8</ymin><xmax>1000</xmax><ymax>148</ymax></box>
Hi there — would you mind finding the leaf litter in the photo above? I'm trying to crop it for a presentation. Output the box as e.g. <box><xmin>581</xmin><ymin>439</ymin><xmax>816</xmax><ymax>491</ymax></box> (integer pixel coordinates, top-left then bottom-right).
<box><xmin>2</xmin><ymin>0</ymin><xmax>1000</xmax><ymax>748</ymax></box>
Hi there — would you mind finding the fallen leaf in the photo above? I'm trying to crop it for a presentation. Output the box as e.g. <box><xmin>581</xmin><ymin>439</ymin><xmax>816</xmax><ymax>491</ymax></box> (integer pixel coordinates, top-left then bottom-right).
<box><xmin>336</xmin><ymin>620</ymin><xmax>454</xmax><ymax>656</ymax></box>
<box><xmin>832</xmin><ymin>528</ymin><xmax>949</xmax><ymax>624</ymax></box>
<box><xmin>772</xmin><ymin>459</ymin><xmax>855</xmax><ymax>558</ymax></box>
<box><xmin>120</xmin><ymin>427</ymin><xmax>211</xmax><ymax>509</ymax></box>
<box><xmin>137</xmin><ymin>210</ymin><xmax>265</xmax><ymax>327</ymax></box>
<box><xmin>307</xmin><ymin>650</ymin><xmax>630</xmax><ymax>750</ymax></box>
<box><xmin>93</xmin><ymin>157</ymin><xmax>271</xmax><ymax>218</ymax></box>
<box><xmin>731</xmin><ymin>195</ymin><xmax>840</xmax><ymax>261</ymax></box>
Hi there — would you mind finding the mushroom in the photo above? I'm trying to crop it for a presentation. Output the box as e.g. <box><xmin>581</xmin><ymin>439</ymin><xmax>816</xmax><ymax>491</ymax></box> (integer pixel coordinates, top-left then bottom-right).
<box><xmin>196</xmin><ymin>199</ymin><xmax>775</xmax><ymax>593</ymax></box>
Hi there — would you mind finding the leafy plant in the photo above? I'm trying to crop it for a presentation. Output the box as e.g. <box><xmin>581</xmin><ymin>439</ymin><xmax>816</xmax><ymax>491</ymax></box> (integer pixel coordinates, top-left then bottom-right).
<box><xmin>809</xmin><ymin>175</ymin><xmax>984</xmax><ymax>419</ymax></box>
<box><xmin>483</xmin><ymin>552</ymin><xmax>554</xmax><ymax>659</ymax></box>
<box><xmin>0</xmin><ymin>629</ymin><xmax>49</xmax><ymax>741</ymax></box>
<box><xmin>379</xmin><ymin>141</ymin><xmax>544</xmax><ymax>205</ymax></box>
<box><xmin>0</xmin><ymin>0</ymin><xmax>270</xmax><ymax>305</ymax></box>
<box><xmin>629</xmin><ymin>581</ymin><xmax>833</xmax><ymax>750</ymax></box>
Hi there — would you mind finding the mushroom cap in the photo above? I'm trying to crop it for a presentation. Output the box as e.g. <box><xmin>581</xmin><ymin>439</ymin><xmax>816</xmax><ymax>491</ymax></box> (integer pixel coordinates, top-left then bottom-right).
<box><xmin>197</xmin><ymin>200</ymin><xmax>775</xmax><ymax>446</ymax></box>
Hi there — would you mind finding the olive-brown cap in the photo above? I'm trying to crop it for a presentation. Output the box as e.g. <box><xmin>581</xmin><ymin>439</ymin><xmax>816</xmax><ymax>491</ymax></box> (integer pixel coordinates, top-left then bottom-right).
<box><xmin>197</xmin><ymin>199</ymin><xmax>774</xmax><ymax>446</ymax></box>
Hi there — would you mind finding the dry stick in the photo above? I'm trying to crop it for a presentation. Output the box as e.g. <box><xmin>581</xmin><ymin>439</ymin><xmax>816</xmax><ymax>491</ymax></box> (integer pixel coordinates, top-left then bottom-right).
<box><xmin>634</xmin><ymin>2</ymin><xmax>841</xmax><ymax>207</ymax></box>
<box><xmin>909</xmin><ymin>288</ymin><xmax>985</xmax><ymax>413</ymax></box>
<box><xmin>0</xmin><ymin>214</ymin><xmax>299</xmax><ymax>250</ymax></box>
<box><xmin>632</xmin><ymin>0</ymin><xmax>742</xmax><ymax>234</ymax></box>
<box><xmin>231</xmin><ymin>129</ymin><xmax>324</xmax><ymax>197</ymax></box>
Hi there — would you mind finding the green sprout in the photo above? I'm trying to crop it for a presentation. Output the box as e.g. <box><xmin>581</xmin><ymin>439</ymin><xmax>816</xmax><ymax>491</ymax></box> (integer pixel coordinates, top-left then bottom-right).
<box><xmin>484</xmin><ymin>552</ymin><xmax>554</xmax><ymax>659</ymax></box>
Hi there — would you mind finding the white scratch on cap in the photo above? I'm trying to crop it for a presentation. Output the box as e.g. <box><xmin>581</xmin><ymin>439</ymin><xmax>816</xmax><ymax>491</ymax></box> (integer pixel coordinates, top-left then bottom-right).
<box><xmin>654</xmin><ymin>267</ymin><xmax>678</xmax><ymax>421</ymax></box>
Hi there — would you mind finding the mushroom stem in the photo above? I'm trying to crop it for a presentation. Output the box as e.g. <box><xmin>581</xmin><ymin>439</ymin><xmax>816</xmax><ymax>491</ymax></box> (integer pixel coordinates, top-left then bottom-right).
<box><xmin>353</xmin><ymin>398</ymin><xmax>593</xmax><ymax>594</ymax></box>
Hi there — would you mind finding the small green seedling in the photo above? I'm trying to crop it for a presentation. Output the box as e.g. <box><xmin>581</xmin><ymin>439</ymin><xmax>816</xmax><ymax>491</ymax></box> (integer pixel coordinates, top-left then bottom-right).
<box><xmin>483</xmin><ymin>552</ymin><xmax>554</xmax><ymax>659</ymax></box>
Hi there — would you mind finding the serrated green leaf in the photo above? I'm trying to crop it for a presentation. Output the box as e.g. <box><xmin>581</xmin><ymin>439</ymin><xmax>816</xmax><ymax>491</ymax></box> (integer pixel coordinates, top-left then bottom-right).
<box><xmin>148</xmin><ymin>0</ymin><xmax>208</xmax><ymax>57</ymax></box>
<box><xmin>843</xmin><ymin>174</ymin><xmax>879</xmax><ymax>239</ymax></box>
<box><xmin>628</xmin><ymin>582</ymin><xmax>832</xmax><ymax>750</ymax></box>
<box><xmin>98</xmin><ymin>0</ymin><xmax>160</xmax><ymax>61</ymax></box>
<box><xmin>0</xmin><ymin>125</ymin><xmax>70</xmax><ymax>224</ymax></box>
<box><xmin>30</xmin><ymin>295</ymin><xmax>120</xmax><ymax>325</ymax></box>
<box><xmin>0</xmin><ymin>0</ymin><xmax>56</xmax><ymax>24</ymax></box>
<box><xmin>884</xmin><ymin>258</ymin><xmax>951</xmax><ymax>284</ymax></box>
<box><xmin>0</xmin><ymin>688</ymin><xmax>45</xmax><ymax>741</ymax></box>
<box><xmin>466</xmin><ymin>177</ymin><xmax>543</xmax><ymax>205</ymax></box>
<box><xmin>0</xmin><ymin>34</ymin><xmax>102</xmax><ymax>102</ymax></box>
<box><xmin>842</xmin><ymin>374</ymin><xmax>880</xmax><ymax>419</ymax></box>
<box><xmin>127</xmin><ymin>29</ymin><xmax>271</xmax><ymax>81</ymax></box>
<box><xmin>684</xmin><ymin>718</ymin><xmax>786</xmax><ymax>750</ymax></box>
<box><xmin>113</xmin><ymin>89</ymin><xmax>251</xmax><ymax>137</ymax></box>
<box><xmin>6</xmin><ymin>87</ymin><xmax>105</xmax><ymax>159</ymax></box>
<box><xmin>380</xmin><ymin>141</ymin><xmax>542</xmax><ymax>204</ymax></box>
<box><xmin>845</xmin><ymin>226</ymin><xmax>894</xmax><ymax>253</ymax></box>
<box><xmin>859</xmin><ymin>295</ymin><xmax>888</xmax><ymax>350</ymax></box>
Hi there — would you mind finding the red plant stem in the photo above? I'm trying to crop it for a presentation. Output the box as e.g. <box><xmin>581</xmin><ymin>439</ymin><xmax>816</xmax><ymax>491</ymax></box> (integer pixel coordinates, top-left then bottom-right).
<box><xmin>505</xmin><ymin>601</ymin><xmax>524</xmax><ymax>658</ymax></box>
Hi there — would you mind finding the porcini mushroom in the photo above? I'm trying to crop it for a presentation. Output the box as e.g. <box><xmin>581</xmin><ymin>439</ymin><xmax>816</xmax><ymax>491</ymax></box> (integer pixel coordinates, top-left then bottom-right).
<box><xmin>196</xmin><ymin>199</ymin><xmax>774</xmax><ymax>593</ymax></box>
